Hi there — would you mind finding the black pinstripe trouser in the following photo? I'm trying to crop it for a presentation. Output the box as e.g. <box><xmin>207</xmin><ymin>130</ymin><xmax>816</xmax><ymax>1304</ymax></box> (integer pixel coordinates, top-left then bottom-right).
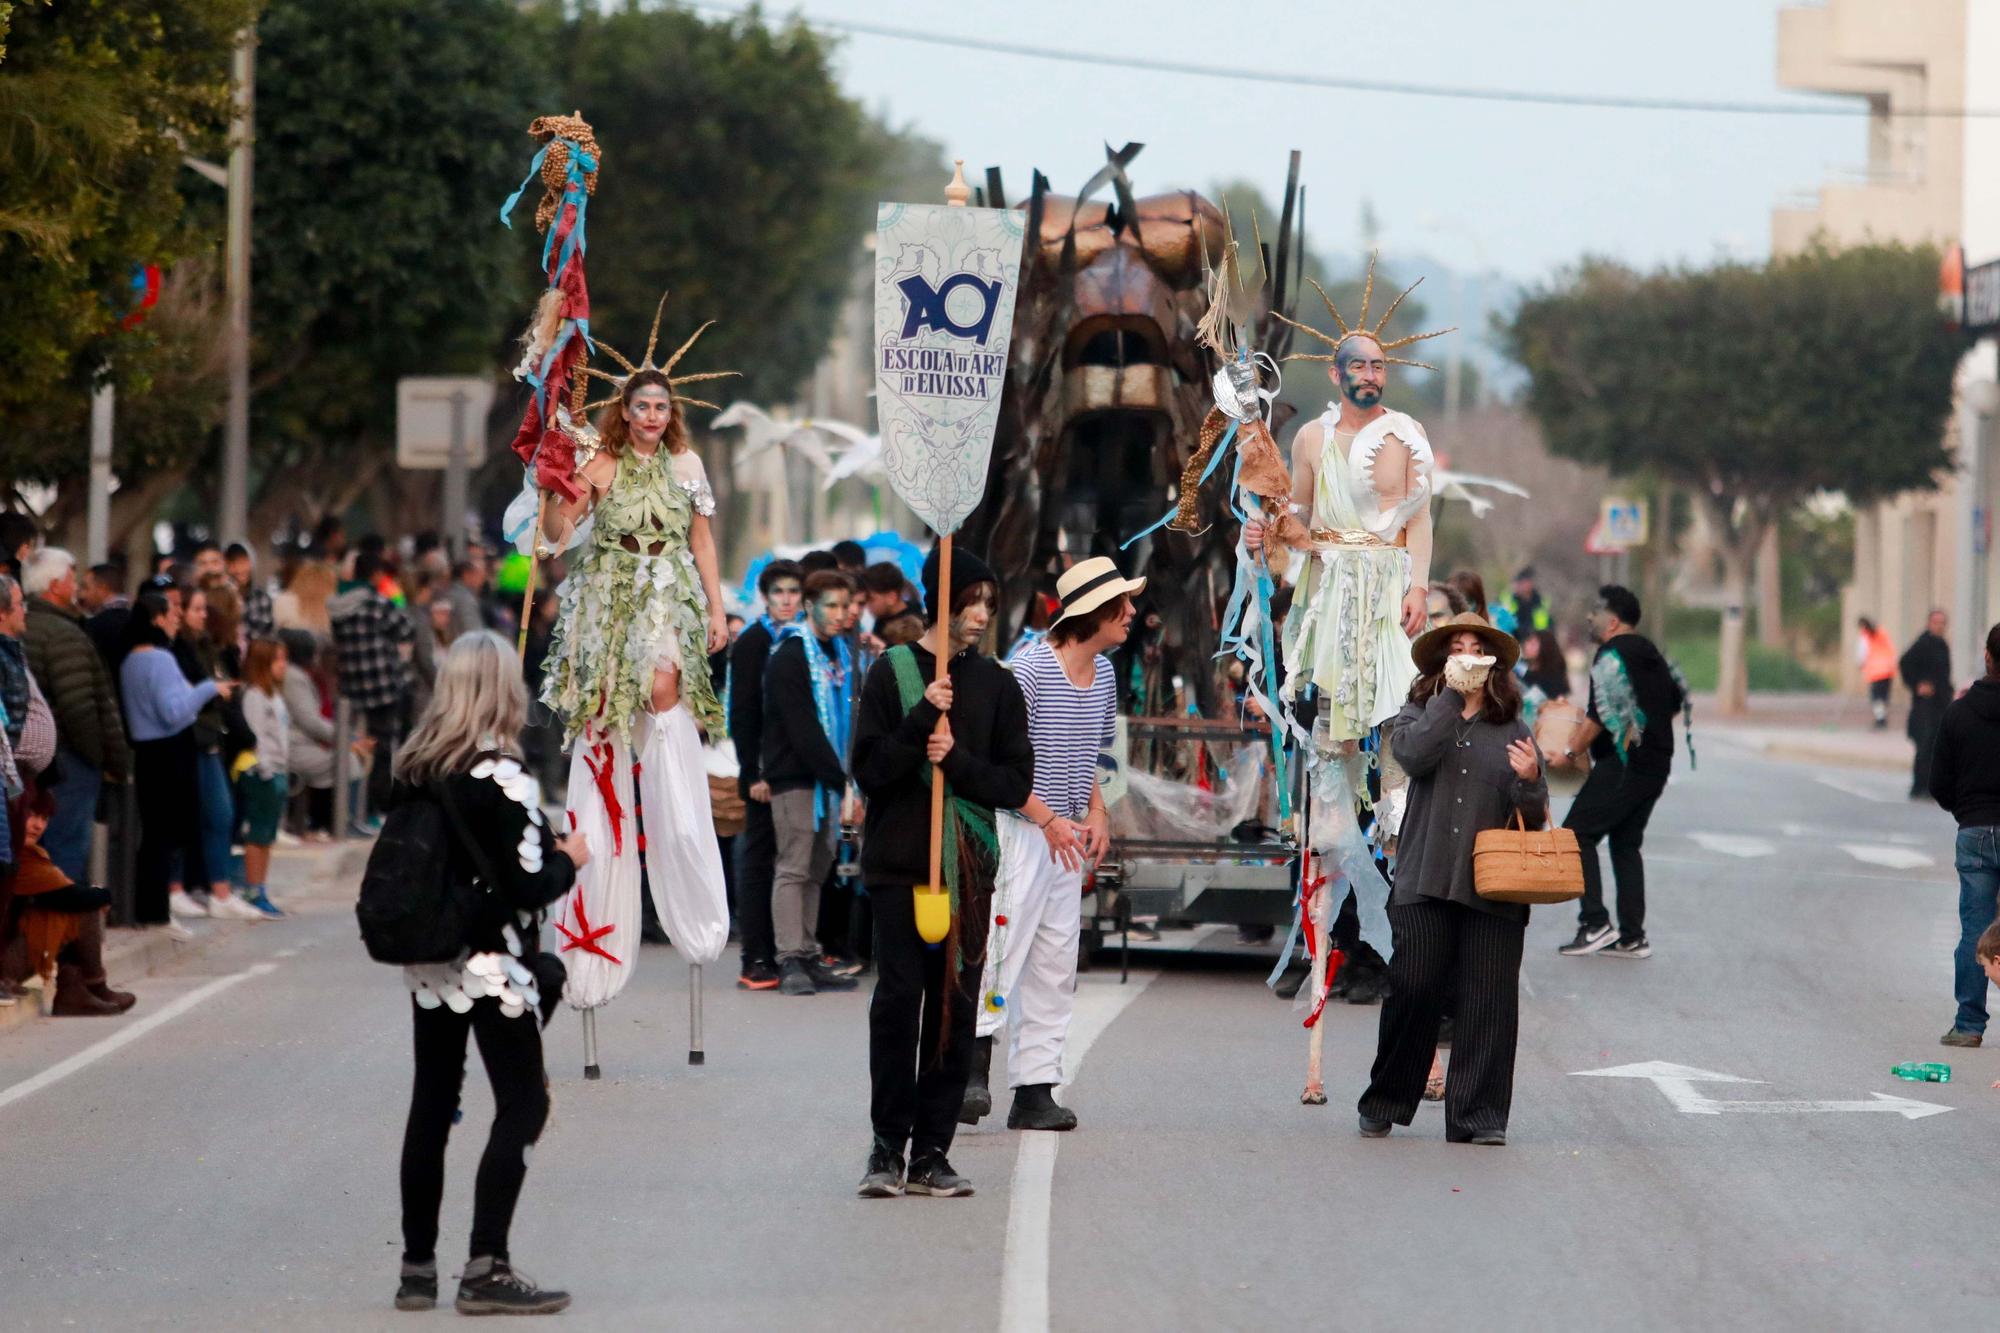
<box><xmin>1358</xmin><ymin>898</ymin><xmax>1524</xmax><ymax>1139</ymax></box>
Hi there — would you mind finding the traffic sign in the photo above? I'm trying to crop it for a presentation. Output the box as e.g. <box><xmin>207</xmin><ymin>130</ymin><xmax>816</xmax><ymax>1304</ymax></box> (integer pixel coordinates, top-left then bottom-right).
<box><xmin>1600</xmin><ymin>496</ymin><xmax>1649</xmax><ymax>547</ymax></box>
<box><xmin>396</xmin><ymin>376</ymin><xmax>495</xmax><ymax>470</ymax></box>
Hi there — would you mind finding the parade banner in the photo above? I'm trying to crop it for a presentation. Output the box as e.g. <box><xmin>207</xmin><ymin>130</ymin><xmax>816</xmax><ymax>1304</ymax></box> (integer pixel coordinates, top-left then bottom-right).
<box><xmin>872</xmin><ymin>201</ymin><xmax>1025</xmax><ymax>535</ymax></box>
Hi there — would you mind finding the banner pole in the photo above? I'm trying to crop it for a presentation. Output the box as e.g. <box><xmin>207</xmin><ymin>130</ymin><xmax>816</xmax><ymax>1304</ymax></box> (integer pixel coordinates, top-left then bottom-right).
<box><xmin>517</xmin><ymin>493</ymin><xmax>549</xmax><ymax>660</ymax></box>
<box><xmin>924</xmin><ymin>161</ymin><xmax>972</xmax><ymax>913</ymax></box>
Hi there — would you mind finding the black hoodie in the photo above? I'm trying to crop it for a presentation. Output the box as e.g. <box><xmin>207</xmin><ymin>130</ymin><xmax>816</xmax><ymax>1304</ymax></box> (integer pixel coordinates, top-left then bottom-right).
<box><xmin>1930</xmin><ymin>679</ymin><xmax>2000</xmax><ymax>828</ymax></box>
<box><xmin>850</xmin><ymin>641</ymin><xmax>1033</xmax><ymax>887</ymax></box>
<box><xmin>1587</xmin><ymin>632</ymin><xmax>1684</xmax><ymax>778</ymax></box>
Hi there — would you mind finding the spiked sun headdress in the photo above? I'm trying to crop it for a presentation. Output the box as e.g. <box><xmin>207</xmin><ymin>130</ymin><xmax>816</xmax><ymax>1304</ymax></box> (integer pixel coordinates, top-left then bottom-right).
<box><xmin>581</xmin><ymin>291</ymin><xmax>739</xmax><ymax>414</ymax></box>
<box><xmin>1272</xmin><ymin>251</ymin><xmax>1454</xmax><ymax>372</ymax></box>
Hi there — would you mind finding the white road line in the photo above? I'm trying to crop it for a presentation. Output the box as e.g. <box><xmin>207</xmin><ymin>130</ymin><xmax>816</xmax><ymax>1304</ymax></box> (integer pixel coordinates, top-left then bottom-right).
<box><xmin>1688</xmin><ymin>832</ymin><xmax>1778</xmax><ymax>858</ymax></box>
<box><xmin>0</xmin><ymin>962</ymin><xmax>276</xmax><ymax>1115</ymax></box>
<box><xmin>1648</xmin><ymin>853</ymin><xmax>1953</xmax><ymax>888</ymax></box>
<box><xmin>999</xmin><ymin>970</ymin><xmax>1157</xmax><ymax>1333</ymax></box>
<box><xmin>1813</xmin><ymin>774</ymin><xmax>1894</xmax><ymax>804</ymax></box>
<box><xmin>1839</xmin><ymin>843</ymin><xmax>1936</xmax><ymax>871</ymax></box>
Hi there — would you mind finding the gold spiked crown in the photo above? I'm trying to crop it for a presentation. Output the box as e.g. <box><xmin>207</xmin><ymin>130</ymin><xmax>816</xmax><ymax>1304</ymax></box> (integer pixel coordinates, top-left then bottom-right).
<box><xmin>1273</xmin><ymin>252</ymin><xmax>1454</xmax><ymax>372</ymax></box>
<box><xmin>581</xmin><ymin>291</ymin><xmax>739</xmax><ymax>414</ymax></box>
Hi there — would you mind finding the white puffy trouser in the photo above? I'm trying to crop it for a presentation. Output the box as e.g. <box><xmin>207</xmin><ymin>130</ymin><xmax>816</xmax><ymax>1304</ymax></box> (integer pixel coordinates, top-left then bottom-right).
<box><xmin>557</xmin><ymin>705</ymin><xmax>730</xmax><ymax>1010</ymax></box>
<box><xmin>975</xmin><ymin>815</ymin><xmax>1084</xmax><ymax>1088</ymax></box>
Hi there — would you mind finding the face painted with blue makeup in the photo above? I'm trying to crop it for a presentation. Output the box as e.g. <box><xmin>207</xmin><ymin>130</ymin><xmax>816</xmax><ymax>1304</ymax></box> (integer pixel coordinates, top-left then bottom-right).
<box><xmin>1329</xmin><ymin>333</ymin><xmax>1387</xmax><ymax>410</ymax></box>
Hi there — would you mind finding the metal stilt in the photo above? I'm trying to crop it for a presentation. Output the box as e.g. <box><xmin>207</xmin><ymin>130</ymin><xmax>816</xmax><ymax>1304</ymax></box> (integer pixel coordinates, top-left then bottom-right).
<box><xmin>688</xmin><ymin>963</ymin><xmax>704</xmax><ymax>1066</ymax></box>
<box><xmin>582</xmin><ymin>1007</ymin><xmax>601</xmax><ymax>1080</ymax></box>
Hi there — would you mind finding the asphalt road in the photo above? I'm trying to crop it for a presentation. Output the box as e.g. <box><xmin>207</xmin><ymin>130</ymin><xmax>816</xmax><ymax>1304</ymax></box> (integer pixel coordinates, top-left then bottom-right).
<box><xmin>1</xmin><ymin>735</ymin><xmax>1989</xmax><ymax>1332</ymax></box>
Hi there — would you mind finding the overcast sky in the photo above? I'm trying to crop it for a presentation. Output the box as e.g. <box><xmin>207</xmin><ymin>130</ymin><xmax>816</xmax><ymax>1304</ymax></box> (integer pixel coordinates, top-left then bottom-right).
<box><xmin>718</xmin><ymin>0</ymin><xmax>1861</xmax><ymax>284</ymax></box>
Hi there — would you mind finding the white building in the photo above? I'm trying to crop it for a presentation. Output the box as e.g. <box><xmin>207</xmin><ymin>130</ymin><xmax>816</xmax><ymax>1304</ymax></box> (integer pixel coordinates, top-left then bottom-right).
<box><xmin>1776</xmin><ymin>0</ymin><xmax>2000</xmax><ymax>685</ymax></box>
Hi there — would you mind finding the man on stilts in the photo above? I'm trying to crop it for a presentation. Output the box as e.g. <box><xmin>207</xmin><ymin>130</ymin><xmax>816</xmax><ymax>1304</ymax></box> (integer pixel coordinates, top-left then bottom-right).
<box><xmin>960</xmin><ymin>556</ymin><xmax>1140</xmax><ymax>1132</ymax></box>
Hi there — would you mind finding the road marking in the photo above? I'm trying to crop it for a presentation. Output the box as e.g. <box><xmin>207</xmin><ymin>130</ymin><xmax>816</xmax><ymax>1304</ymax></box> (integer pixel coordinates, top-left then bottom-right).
<box><xmin>1839</xmin><ymin>843</ymin><xmax>1936</xmax><ymax>871</ymax></box>
<box><xmin>0</xmin><ymin>963</ymin><xmax>277</xmax><ymax>1115</ymax></box>
<box><xmin>1688</xmin><ymin>833</ymin><xmax>1777</xmax><ymax>858</ymax></box>
<box><xmin>1813</xmin><ymin>774</ymin><xmax>1894</xmax><ymax>804</ymax></box>
<box><xmin>999</xmin><ymin>970</ymin><xmax>1157</xmax><ymax>1333</ymax></box>
<box><xmin>1648</xmin><ymin>853</ymin><xmax>1952</xmax><ymax>888</ymax></box>
<box><xmin>1779</xmin><ymin>822</ymin><xmax>1925</xmax><ymax>847</ymax></box>
<box><xmin>1571</xmin><ymin>1060</ymin><xmax>1950</xmax><ymax>1119</ymax></box>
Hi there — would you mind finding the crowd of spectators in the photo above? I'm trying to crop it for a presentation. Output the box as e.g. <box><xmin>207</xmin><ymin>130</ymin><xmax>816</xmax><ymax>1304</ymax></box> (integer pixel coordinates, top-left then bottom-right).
<box><xmin>0</xmin><ymin>513</ymin><xmax>528</xmax><ymax>1017</ymax></box>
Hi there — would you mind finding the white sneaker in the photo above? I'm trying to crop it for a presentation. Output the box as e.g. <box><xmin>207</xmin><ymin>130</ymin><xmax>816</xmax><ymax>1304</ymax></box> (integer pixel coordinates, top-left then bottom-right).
<box><xmin>169</xmin><ymin>890</ymin><xmax>211</xmax><ymax>919</ymax></box>
<box><xmin>158</xmin><ymin>920</ymin><xmax>197</xmax><ymax>942</ymax></box>
<box><xmin>210</xmin><ymin>893</ymin><xmax>267</xmax><ymax>922</ymax></box>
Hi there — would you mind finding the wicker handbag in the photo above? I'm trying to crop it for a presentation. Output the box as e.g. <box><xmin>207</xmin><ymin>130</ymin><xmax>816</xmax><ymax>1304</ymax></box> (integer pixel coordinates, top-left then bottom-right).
<box><xmin>1473</xmin><ymin>809</ymin><xmax>1585</xmax><ymax>905</ymax></box>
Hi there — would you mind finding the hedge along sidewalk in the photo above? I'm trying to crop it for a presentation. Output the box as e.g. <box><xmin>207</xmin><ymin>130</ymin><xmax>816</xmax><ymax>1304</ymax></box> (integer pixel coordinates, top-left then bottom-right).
<box><xmin>0</xmin><ymin>837</ymin><xmax>373</xmax><ymax>1037</ymax></box>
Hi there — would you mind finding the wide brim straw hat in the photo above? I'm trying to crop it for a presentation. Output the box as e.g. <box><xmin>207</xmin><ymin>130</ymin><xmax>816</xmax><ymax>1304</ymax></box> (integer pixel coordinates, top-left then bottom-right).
<box><xmin>1411</xmin><ymin>611</ymin><xmax>1520</xmax><ymax>675</ymax></box>
<box><xmin>1050</xmin><ymin>556</ymin><xmax>1147</xmax><ymax>629</ymax></box>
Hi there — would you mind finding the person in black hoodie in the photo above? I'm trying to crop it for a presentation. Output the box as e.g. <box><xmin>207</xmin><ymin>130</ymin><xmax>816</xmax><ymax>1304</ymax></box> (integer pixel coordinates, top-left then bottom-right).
<box><xmin>1553</xmin><ymin>586</ymin><xmax>1686</xmax><ymax>960</ymax></box>
<box><xmin>1900</xmin><ymin>609</ymin><xmax>1954</xmax><ymax>800</ymax></box>
<box><xmin>728</xmin><ymin>560</ymin><xmax>803</xmax><ymax>990</ymax></box>
<box><xmin>761</xmin><ymin>570</ymin><xmax>862</xmax><ymax>997</ymax></box>
<box><xmin>1929</xmin><ymin>621</ymin><xmax>2000</xmax><ymax>1049</ymax></box>
<box><xmin>852</xmin><ymin>546</ymin><xmax>1033</xmax><ymax>1200</ymax></box>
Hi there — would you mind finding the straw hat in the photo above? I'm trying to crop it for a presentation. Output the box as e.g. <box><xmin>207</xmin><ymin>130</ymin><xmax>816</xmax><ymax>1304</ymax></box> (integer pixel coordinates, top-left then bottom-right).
<box><xmin>1050</xmin><ymin>557</ymin><xmax>1146</xmax><ymax>629</ymax></box>
<box><xmin>1411</xmin><ymin>611</ymin><xmax>1520</xmax><ymax>675</ymax></box>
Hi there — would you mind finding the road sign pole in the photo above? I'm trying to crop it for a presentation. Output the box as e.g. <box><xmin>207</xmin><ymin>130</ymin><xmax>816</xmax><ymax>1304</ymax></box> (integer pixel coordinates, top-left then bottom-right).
<box><xmin>443</xmin><ymin>389</ymin><xmax>469</xmax><ymax>558</ymax></box>
<box><xmin>86</xmin><ymin>380</ymin><xmax>114</xmax><ymax>565</ymax></box>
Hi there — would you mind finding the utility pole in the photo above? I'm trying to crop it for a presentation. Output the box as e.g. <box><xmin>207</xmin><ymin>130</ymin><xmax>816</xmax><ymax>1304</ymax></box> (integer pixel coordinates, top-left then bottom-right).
<box><xmin>220</xmin><ymin>26</ymin><xmax>256</xmax><ymax>547</ymax></box>
<box><xmin>86</xmin><ymin>382</ymin><xmax>114</xmax><ymax>565</ymax></box>
<box><xmin>442</xmin><ymin>388</ymin><xmax>469</xmax><ymax>558</ymax></box>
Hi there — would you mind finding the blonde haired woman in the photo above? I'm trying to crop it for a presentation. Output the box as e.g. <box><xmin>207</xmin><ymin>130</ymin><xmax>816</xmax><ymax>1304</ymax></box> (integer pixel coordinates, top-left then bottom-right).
<box><xmin>390</xmin><ymin>632</ymin><xmax>588</xmax><ymax>1316</ymax></box>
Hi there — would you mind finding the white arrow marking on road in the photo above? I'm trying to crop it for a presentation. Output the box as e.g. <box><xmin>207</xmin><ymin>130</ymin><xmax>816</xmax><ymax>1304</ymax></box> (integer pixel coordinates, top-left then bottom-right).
<box><xmin>1779</xmin><ymin>823</ymin><xmax>1925</xmax><ymax>847</ymax></box>
<box><xmin>1814</xmin><ymin>774</ymin><xmax>1893</xmax><ymax>804</ymax></box>
<box><xmin>1570</xmin><ymin>1061</ymin><xmax>1951</xmax><ymax>1119</ymax></box>
<box><xmin>1688</xmin><ymin>833</ymin><xmax>1777</xmax><ymax>858</ymax></box>
<box><xmin>1839</xmin><ymin>843</ymin><xmax>1936</xmax><ymax>871</ymax></box>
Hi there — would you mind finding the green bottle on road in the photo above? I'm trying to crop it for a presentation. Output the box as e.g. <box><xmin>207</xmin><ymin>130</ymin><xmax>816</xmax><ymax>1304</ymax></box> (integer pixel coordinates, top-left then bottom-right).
<box><xmin>1890</xmin><ymin>1062</ymin><xmax>1952</xmax><ymax>1083</ymax></box>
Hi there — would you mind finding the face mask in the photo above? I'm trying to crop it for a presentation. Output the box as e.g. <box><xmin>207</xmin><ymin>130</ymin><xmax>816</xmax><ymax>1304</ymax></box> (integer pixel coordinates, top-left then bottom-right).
<box><xmin>1443</xmin><ymin>653</ymin><xmax>1496</xmax><ymax>693</ymax></box>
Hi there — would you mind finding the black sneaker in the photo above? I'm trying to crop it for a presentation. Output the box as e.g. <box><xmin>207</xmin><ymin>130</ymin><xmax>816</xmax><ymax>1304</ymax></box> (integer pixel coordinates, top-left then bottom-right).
<box><xmin>858</xmin><ymin>1139</ymin><xmax>905</xmax><ymax>1198</ymax></box>
<box><xmin>394</xmin><ymin>1262</ymin><xmax>437</xmax><ymax>1312</ymax></box>
<box><xmin>905</xmin><ymin>1152</ymin><xmax>973</xmax><ymax>1197</ymax></box>
<box><xmin>454</xmin><ymin>1257</ymin><xmax>570</xmax><ymax>1315</ymax></box>
<box><xmin>804</xmin><ymin>958</ymin><xmax>859</xmax><ymax>992</ymax></box>
<box><xmin>1603</xmin><ymin>936</ymin><xmax>1651</xmax><ymax>959</ymax></box>
<box><xmin>1558</xmin><ymin>923</ymin><xmax>1615</xmax><ymax>956</ymax></box>
<box><xmin>778</xmin><ymin>958</ymin><xmax>816</xmax><ymax>996</ymax></box>
<box><xmin>1358</xmin><ymin>1115</ymin><xmax>1392</xmax><ymax>1138</ymax></box>
<box><xmin>737</xmin><ymin>960</ymin><xmax>780</xmax><ymax>991</ymax></box>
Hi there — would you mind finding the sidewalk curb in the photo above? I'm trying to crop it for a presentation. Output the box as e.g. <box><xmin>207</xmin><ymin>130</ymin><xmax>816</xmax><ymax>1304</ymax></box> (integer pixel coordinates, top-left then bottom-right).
<box><xmin>1711</xmin><ymin>732</ymin><xmax>1907</xmax><ymax>774</ymax></box>
<box><xmin>1</xmin><ymin>838</ymin><xmax>371</xmax><ymax>1038</ymax></box>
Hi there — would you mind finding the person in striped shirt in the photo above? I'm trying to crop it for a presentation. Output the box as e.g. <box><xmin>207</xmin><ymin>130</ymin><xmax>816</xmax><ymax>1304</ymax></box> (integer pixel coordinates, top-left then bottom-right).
<box><xmin>963</xmin><ymin>556</ymin><xmax>1142</xmax><ymax>1132</ymax></box>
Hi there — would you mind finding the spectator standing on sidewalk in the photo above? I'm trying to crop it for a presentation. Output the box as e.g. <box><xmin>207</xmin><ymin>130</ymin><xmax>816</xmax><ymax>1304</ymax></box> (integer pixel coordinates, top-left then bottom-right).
<box><xmin>1901</xmin><ymin>609</ymin><xmax>1953</xmax><ymax>800</ymax></box>
<box><xmin>278</xmin><ymin>629</ymin><xmax>341</xmax><ymax>838</ymax></box>
<box><xmin>1930</xmin><ymin>622</ymin><xmax>2000</xmax><ymax>1050</ymax></box>
<box><xmin>171</xmin><ymin>584</ymin><xmax>257</xmax><ymax>921</ymax></box>
<box><xmin>330</xmin><ymin>548</ymin><xmax>415</xmax><ymax>820</ymax></box>
<box><xmin>1856</xmin><ymin>616</ymin><xmax>1898</xmax><ymax>729</ymax></box>
<box><xmin>761</xmin><ymin>571</ymin><xmax>862</xmax><ymax>998</ymax></box>
<box><xmin>119</xmin><ymin>592</ymin><xmax>236</xmax><ymax>931</ymax></box>
<box><xmin>1555</xmin><ymin>585</ymin><xmax>1685</xmax><ymax>961</ymax></box>
<box><xmin>21</xmin><ymin>549</ymin><xmax>130</xmax><ymax>884</ymax></box>
<box><xmin>445</xmin><ymin>550</ymin><xmax>489</xmax><ymax>641</ymax></box>
<box><xmin>226</xmin><ymin>543</ymin><xmax>275</xmax><ymax>640</ymax></box>
<box><xmin>237</xmin><ymin>638</ymin><xmax>291</xmax><ymax>918</ymax></box>
<box><xmin>728</xmin><ymin>559</ymin><xmax>803</xmax><ymax>991</ymax></box>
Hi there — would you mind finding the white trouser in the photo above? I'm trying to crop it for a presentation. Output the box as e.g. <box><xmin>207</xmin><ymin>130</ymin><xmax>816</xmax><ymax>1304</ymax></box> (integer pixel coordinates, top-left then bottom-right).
<box><xmin>976</xmin><ymin>815</ymin><xmax>1084</xmax><ymax>1088</ymax></box>
<box><xmin>558</xmin><ymin>706</ymin><xmax>730</xmax><ymax>1010</ymax></box>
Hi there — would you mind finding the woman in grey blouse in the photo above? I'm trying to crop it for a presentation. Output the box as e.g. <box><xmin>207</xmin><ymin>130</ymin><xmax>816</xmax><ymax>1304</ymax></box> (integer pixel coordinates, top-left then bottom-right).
<box><xmin>1358</xmin><ymin>613</ymin><xmax>1547</xmax><ymax>1146</ymax></box>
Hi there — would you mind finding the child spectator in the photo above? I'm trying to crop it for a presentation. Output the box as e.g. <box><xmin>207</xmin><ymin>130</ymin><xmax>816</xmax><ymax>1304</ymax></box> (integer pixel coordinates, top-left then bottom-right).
<box><xmin>238</xmin><ymin>638</ymin><xmax>292</xmax><ymax>918</ymax></box>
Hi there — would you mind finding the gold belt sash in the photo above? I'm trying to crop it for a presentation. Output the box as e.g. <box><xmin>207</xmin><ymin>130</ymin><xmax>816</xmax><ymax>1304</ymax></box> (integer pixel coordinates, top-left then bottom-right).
<box><xmin>1310</xmin><ymin>527</ymin><xmax>1408</xmax><ymax>550</ymax></box>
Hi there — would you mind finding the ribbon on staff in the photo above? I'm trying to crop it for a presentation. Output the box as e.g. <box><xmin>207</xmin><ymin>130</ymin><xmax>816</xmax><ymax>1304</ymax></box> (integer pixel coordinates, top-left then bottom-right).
<box><xmin>1119</xmin><ymin>418</ymin><xmax>1240</xmax><ymax>552</ymax></box>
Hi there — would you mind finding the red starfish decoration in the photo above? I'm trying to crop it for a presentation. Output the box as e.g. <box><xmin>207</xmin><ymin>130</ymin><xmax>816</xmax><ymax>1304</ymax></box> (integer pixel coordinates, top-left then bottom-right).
<box><xmin>555</xmin><ymin>889</ymin><xmax>621</xmax><ymax>965</ymax></box>
<box><xmin>583</xmin><ymin>740</ymin><xmax>625</xmax><ymax>855</ymax></box>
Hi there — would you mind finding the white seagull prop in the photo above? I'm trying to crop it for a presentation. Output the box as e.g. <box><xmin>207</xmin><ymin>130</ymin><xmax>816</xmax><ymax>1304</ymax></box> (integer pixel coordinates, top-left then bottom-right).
<box><xmin>1432</xmin><ymin>466</ymin><xmax>1530</xmax><ymax>517</ymax></box>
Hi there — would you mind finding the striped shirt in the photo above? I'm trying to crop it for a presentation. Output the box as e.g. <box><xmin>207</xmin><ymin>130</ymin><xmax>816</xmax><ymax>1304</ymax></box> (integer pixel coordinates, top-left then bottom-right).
<box><xmin>1011</xmin><ymin>639</ymin><xmax>1116</xmax><ymax>820</ymax></box>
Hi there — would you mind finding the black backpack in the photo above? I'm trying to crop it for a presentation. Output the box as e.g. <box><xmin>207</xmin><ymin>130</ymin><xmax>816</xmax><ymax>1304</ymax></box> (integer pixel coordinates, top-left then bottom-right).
<box><xmin>354</xmin><ymin>780</ymin><xmax>499</xmax><ymax>964</ymax></box>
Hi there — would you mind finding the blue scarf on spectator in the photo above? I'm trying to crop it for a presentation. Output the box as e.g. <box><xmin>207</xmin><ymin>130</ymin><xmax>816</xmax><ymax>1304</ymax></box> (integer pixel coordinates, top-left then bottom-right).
<box><xmin>777</xmin><ymin>623</ymin><xmax>852</xmax><ymax>829</ymax></box>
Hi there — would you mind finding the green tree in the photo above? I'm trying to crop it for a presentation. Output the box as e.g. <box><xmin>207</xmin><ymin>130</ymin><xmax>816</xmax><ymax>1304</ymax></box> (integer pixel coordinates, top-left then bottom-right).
<box><xmin>0</xmin><ymin>0</ymin><xmax>255</xmax><ymax>488</ymax></box>
<box><xmin>554</xmin><ymin>6</ymin><xmax>890</xmax><ymax>406</ymax></box>
<box><xmin>243</xmin><ymin>0</ymin><xmax>549</xmax><ymax>538</ymax></box>
<box><xmin>1505</xmin><ymin>243</ymin><xmax>1958</xmax><ymax>712</ymax></box>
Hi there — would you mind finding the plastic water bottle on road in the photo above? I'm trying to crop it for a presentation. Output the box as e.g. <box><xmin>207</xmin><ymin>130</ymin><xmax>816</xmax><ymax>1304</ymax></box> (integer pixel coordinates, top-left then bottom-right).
<box><xmin>1890</xmin><ymin>1062</ymin><xmax>1952</xmax><ymax>1083</ymax></box>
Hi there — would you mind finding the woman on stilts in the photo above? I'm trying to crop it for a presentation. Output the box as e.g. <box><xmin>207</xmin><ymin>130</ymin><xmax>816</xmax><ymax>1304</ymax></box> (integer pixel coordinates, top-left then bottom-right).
<box><xmin>538</xmin><ymin>295</ymin><xmax>736</xmax><ymax>1018</ymax></box>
